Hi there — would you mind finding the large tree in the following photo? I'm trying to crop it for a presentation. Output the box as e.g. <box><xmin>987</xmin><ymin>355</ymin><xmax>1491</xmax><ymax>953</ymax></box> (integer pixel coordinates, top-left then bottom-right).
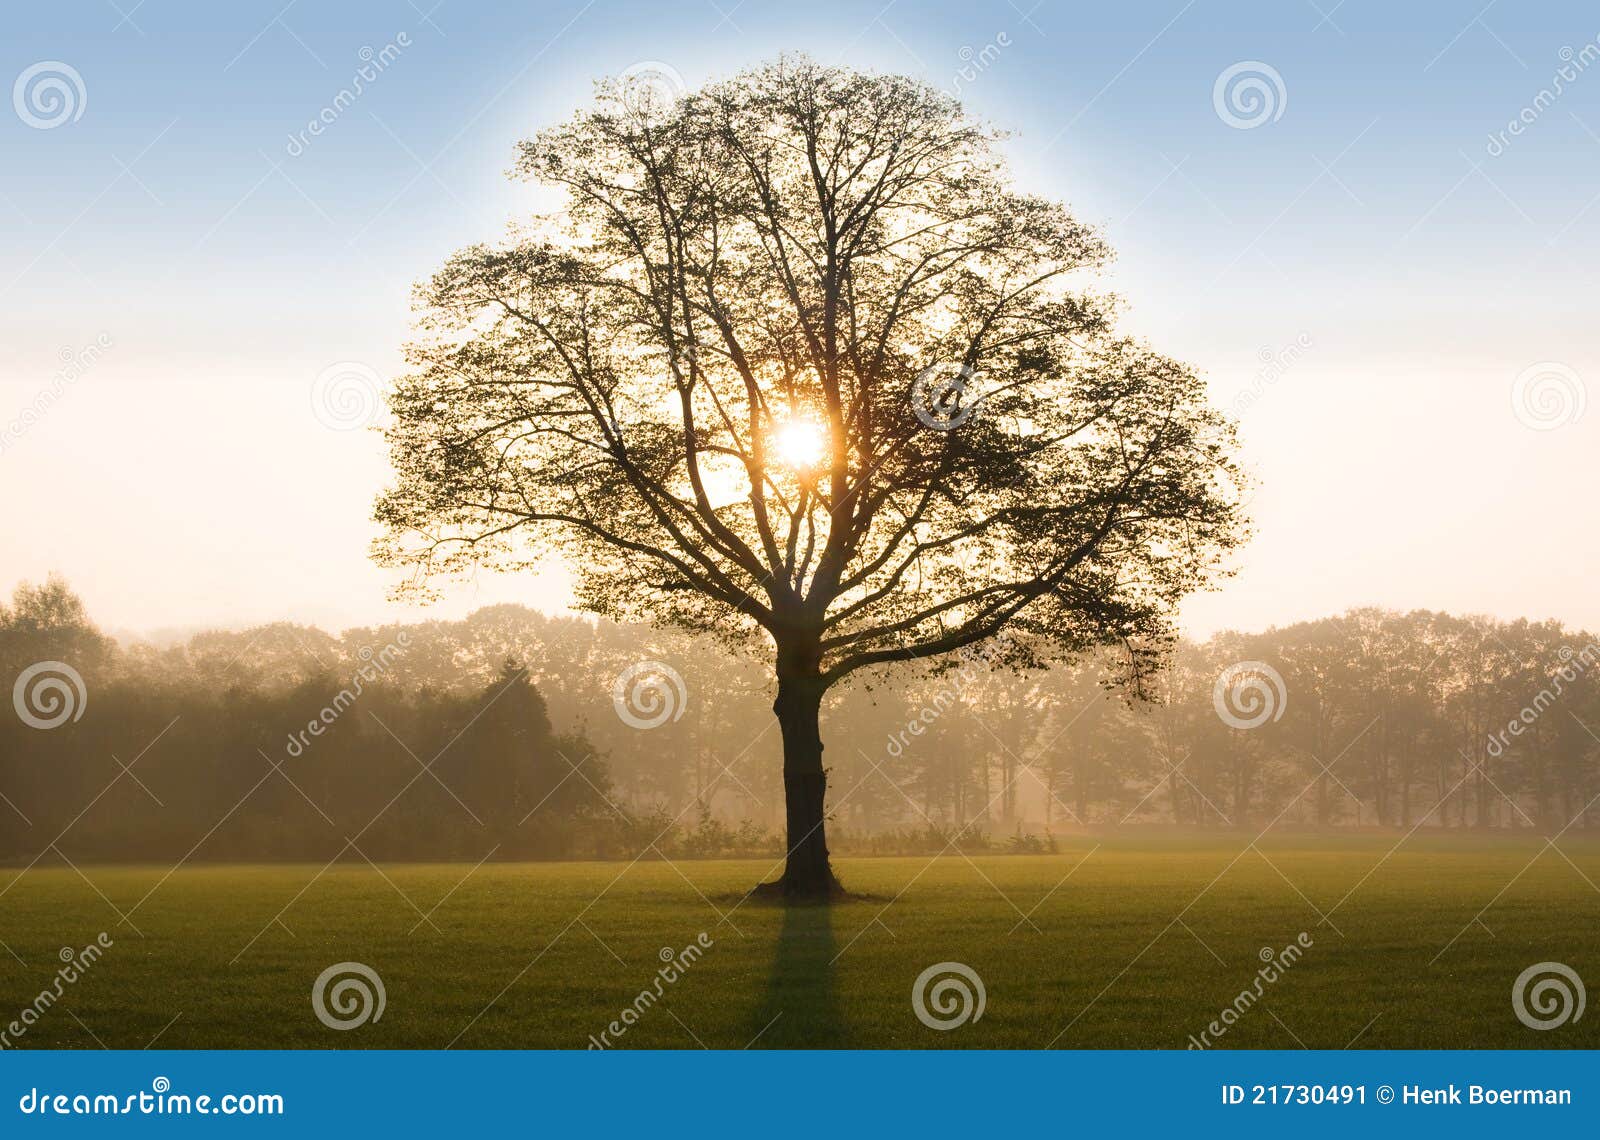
<box><xmin>374</xmin><ymin>57</ymin><xmax>1245</xmax><ymax>898</ymax></box>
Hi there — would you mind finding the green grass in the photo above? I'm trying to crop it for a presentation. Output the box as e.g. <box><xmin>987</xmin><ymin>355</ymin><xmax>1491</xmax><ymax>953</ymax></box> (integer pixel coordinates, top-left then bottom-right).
<box><xmin>1</xmin><ymin>835</ymin><xmax>1597</xmax><ymax>1049</ymax></box>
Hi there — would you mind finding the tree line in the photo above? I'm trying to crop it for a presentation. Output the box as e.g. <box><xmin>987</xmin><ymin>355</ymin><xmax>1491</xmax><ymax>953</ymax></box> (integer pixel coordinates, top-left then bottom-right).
<box><xmin>2</xmin><ymin>578</ymin><xmax>1596</xmax><ymax>865</ymax></box>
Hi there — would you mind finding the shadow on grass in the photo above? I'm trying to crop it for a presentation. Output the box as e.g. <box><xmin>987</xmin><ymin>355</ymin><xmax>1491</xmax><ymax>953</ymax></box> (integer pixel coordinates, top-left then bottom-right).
<box><xmin>749</xmin><ymin>902</ymin><xmax>845</xmax><ymax>1046</ymax></box>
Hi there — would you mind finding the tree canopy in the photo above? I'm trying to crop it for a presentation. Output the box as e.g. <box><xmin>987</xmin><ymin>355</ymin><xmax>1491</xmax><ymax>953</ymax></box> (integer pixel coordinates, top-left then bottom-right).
<box><xmin>374</xmin><ymin>56</ymin><xmax>1245</xmax><ymax>686</ymax></box>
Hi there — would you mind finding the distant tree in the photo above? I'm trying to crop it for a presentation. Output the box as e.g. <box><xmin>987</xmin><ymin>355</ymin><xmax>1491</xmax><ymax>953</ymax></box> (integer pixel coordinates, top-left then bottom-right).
<box><xmin>374</xmin><ymin>57</ymin><xmax>1246</xmax><ymax>897</ymax></box>
<box><xmin>449</xmin><ymin>658</ymin><xmax>614</xmax><ymax>854</ymax></box>
<box><xmin>0</xmin><ymin>574</ymin><xmax>109</xmax><ymax>676</ymax></box>
<box><xmin>0</xmin><ymin>578</ymin><xmax>111</xmax><ymax>852</ymax></box>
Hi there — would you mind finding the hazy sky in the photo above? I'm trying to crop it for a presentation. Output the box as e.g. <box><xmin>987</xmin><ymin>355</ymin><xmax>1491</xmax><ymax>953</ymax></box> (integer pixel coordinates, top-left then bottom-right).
<box><xmin>3</xmin><ymin>1</ymin><xmax>1597</xmax><ymax>639</ymax></box>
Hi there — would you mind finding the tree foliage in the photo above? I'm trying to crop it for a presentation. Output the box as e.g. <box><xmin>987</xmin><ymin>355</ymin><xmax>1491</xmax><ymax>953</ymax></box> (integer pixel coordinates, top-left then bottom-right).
<box><xmin>374</xmin><ymin>56</ymin><xmax>1245</xmax><ymax>685</ymax></box>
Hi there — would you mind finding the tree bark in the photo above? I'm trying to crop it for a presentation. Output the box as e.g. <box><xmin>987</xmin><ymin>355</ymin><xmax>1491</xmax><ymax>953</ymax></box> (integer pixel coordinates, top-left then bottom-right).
<box><xmin>758</xmin><ymin>670</ymin><xmax>844</xmax><ymax>900</ymax></box>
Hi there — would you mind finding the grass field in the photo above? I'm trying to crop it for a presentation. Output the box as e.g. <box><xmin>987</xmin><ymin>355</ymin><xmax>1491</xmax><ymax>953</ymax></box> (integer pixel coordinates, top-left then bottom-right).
<box><xmin>1</xmin><ymin>835</ymin><xmax>1597</xmax><ymax>1049</ymax></box>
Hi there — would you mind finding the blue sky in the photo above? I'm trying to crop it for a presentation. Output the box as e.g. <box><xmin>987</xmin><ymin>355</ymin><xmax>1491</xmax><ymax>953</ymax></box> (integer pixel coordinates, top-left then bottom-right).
<box><xmin>2</xmin><ymin>1</ymin><xmax>1597</xmax><ymax>637</ymax></box>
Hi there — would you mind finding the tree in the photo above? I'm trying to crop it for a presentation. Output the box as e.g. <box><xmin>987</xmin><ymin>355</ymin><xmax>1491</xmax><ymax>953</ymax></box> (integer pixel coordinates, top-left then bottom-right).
<box><xmin>0</xmin><ymin>574</ymin><xmax>110</xmax><ymax>678</ymax></box>
<box><xmin>452</xmin><ymin>658</ymin><xmax>613</xmax><ymax>855</ymax></box>
<box><xmin>374</xmin><ymin>57</ymin><xmax>1246</xmax><ymax>897</ymax></box>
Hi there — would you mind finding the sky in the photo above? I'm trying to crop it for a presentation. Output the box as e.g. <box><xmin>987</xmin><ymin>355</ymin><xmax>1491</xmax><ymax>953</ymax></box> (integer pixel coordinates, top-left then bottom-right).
<box><xmin>2</xmin><ymin>0</ymin><xmax>1597</xmax><ymax>640</ymax></box>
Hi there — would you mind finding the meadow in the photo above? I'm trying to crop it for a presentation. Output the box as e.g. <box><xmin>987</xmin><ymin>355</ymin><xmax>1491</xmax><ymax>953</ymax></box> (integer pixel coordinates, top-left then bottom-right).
<box><xmin>0</xmin><ymin>835</ymin><xmax>1595</xmax><ymax>1049</ymax></box>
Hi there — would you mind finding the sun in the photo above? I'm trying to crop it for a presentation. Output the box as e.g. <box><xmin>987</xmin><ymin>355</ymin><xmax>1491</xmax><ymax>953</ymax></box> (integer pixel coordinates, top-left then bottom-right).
<box><xmin>770</xmin><ymin>418</ymin><xmax>828</xmax><ymax>470</ymax></box>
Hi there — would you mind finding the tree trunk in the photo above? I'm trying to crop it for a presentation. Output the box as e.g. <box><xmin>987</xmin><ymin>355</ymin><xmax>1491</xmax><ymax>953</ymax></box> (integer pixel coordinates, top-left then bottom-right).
<box><xmin>1399</xmin><ymin>744</ymin><xmax>1412</xmax><ymax>829</ymax></box>
<box><xmin>758</xmin><ymin>672</ymin><xmax>844</xmax><ymax>901</ymax></box>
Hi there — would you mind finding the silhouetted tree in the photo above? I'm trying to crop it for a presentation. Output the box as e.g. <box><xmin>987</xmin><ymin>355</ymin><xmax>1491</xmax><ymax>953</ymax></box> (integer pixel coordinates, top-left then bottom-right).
<box><xmin>374</xmin><ymin>57</ymin><xmax>1245</xmax><ymax>897</ymax></box>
